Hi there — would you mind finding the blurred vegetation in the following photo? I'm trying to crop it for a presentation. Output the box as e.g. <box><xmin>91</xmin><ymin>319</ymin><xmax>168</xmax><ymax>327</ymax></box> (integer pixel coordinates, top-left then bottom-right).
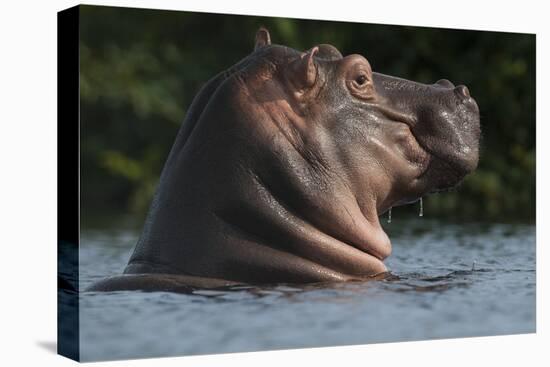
<box><xmin>79</xmin><ymin>5</ymin><xmax>535</xmax><ymax>226</ymax></box>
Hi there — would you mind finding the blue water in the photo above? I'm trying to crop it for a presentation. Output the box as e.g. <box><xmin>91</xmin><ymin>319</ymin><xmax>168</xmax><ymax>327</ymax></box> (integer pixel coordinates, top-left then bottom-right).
<box><xmin>79</xmin><ymin>219</ymin><xmax>535</xmax><ymax>361</ymax></box>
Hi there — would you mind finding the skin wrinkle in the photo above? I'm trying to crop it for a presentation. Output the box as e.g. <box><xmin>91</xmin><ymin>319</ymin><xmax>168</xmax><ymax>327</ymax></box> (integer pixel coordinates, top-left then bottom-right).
<box><xmin>239</xmin><ymin>71</ymin><xmax>338</xmax><ymax>208</ymax></box>
<box><xmin>332</xmin><ymin>112</ymin><xmax>392</xmax><ymax>211</ymax></box>
<box><xmin>241</xmin><ymin>168</ymin><xmax>387</xmax><ymax>274</ymax></box>
<box><xmin>219</xmin><ymin>231</ymin><xmax>350</xmax><ymax>283</ymax></box>
<box><xmin>214</xmin><ymin>207</ymin><xmax>349</xmax><ymax>280</ymax></box>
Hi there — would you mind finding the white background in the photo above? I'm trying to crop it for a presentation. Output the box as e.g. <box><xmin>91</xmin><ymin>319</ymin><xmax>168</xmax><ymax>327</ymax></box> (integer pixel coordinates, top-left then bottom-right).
<box><xmin>0</xmin><ymin>0</ymin><xmax>546</xmax><ymax>366</ymax></box>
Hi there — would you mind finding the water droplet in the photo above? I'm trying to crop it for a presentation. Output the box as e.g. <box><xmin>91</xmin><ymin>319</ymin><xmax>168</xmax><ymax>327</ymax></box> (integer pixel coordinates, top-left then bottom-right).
<box><xmin>419</xmin><ymin>197</ymin><xmax>424</xmax><ymax>217</ymax></box>
<box><xmin>388</xmin><ymin>207</ymin><xmax>392</xmax><ymax>223</ymax></box>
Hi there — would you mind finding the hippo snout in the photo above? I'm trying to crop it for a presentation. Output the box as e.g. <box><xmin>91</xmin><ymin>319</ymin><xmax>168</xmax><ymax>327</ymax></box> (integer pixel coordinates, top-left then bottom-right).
<box><xmin>373</xmin><ymin>72</ymin><xmax>480</xmax><ymax>190</ymax></box>
<box><xmin>422</xmin><ymin>81</ymin><xmax>481</xmax><ymax>188</ymax></box>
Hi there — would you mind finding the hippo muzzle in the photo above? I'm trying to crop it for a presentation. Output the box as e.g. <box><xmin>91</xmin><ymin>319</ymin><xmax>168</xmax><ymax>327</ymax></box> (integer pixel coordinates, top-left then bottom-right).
<box><xmin>372</xmin><ymin>73</ymin><xmax>481</xmax><ymax>192</ymax></box>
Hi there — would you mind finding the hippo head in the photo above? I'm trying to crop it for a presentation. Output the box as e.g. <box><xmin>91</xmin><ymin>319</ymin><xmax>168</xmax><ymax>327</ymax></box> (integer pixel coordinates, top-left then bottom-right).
<box><xmin>125</xmin><ymin>28</ymin><xmax>480</xmax><ymax>284</ymax></box>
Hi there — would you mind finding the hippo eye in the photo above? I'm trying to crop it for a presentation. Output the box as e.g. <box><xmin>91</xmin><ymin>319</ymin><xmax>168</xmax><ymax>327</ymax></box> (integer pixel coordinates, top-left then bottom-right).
<box><xmin>356</xmin><ymin>75</ymin><xmax>368</xmax><ymax>85</ymax></box>
<box><xmin>347</xmin><ymin>69</ymin><xmax>375</xmax><ymax>101</ymax></box>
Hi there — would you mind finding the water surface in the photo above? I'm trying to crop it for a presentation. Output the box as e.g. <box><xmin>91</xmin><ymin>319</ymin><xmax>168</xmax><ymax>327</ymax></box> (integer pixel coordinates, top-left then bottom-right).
<box><xmin>79</xmin><ymin>219</ymin><xmax>535</xmax><ymax>361</ymax></box>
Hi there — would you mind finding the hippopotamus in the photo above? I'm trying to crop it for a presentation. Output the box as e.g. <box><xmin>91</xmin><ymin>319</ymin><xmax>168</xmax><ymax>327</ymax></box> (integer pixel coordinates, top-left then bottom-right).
<box><xmin>88</xmin><ymin>28</ymin><xmax>480</xmax><ymax>292</ymax></box>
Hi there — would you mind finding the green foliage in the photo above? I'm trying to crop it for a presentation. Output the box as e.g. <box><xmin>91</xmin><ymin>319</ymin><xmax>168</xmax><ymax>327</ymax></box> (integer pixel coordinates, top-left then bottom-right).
<box><xmin>79</xmin><ymin>5</ymin><xmax>535</xmax><ymax>225</ymax></box>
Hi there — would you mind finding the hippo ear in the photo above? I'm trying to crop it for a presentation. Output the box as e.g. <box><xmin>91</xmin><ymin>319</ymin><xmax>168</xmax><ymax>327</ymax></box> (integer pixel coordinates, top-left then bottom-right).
<box><xmin>316</xmin><ymin>44</ymin><xmax>343</xmax><ymax>61</ymax></box>
<box><xmin>254</xmin><ymin>27</ymin><xmax>271</xmax><ymax>51</ymax></box>
<box><xmin>289</xmin><ymin>46</ymin><xmax>319</xmax><ymax>90</ymax></box>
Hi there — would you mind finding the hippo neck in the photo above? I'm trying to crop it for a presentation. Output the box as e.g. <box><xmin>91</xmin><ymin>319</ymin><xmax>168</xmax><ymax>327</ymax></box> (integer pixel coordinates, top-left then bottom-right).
<box><xmin>223</xmin><ymin>129</ymin><xmax>392</xmax><ymax>277</ymax></box>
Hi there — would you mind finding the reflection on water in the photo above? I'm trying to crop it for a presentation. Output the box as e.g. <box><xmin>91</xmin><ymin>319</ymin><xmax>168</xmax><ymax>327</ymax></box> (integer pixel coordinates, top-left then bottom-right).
<box><xmin>79</xmin><ymin>219</ymin><xmax>535</xmax><ymax>362</ymax></box>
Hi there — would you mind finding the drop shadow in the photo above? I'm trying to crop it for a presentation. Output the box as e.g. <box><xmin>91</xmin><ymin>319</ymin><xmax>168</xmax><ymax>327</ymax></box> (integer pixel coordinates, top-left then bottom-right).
<box><xmin>36</xmin><ymin>340</ymin><xmax>57</xmax><ymax>354</ymax></box>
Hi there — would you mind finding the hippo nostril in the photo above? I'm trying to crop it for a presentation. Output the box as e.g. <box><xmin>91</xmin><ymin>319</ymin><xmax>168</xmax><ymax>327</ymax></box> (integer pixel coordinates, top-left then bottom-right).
<box><xmin>435</xmin><ymin>79</ymin><xmax>455</xmax><ymax>88</ymax></box>
<box><xmin>455</xmin><ymin>85</ymin><xmax>470</xmax><ymax>98</ymax></box>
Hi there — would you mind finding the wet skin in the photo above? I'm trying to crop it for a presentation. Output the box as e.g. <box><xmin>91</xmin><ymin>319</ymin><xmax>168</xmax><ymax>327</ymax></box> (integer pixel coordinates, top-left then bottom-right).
<box><xmin>88</xmin><ymin>28</ymin><xmax>480</xmax><ymax>292</ymax></box>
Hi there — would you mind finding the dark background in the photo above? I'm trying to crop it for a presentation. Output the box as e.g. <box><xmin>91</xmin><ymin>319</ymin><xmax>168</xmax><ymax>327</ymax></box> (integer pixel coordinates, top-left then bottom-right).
<box><xmin>79</xmin><ymin>5</ymin><xmax>535</xmax><ymax>227</ymax></box>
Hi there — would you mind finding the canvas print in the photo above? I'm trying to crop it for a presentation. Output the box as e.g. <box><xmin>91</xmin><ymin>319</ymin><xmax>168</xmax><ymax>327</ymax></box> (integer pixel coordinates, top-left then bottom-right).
<box><xmin>58</xmin><ymin>4</ymin><xmax>536</xmax><ymax>362</ymax></box>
